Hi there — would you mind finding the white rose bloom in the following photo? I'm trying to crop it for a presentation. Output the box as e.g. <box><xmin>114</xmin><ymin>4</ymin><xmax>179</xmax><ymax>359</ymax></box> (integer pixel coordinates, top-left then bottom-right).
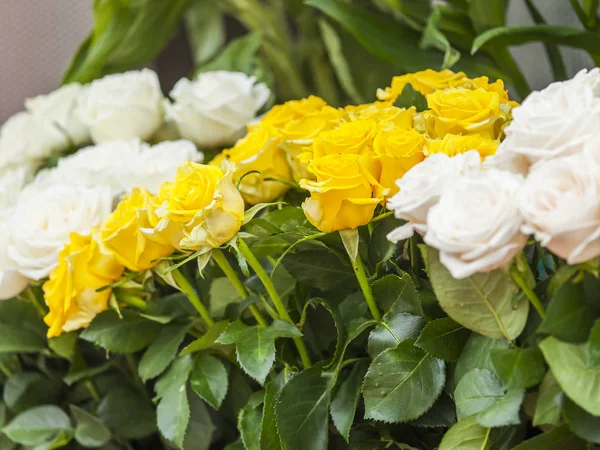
<box><xmin>168</xmin><ymin>71</ymin><xmax>270</xmax><ymax>148</ymax></box>
<box><xmin>386</xmin><ymin>151</ymin><xmax>481</xmax><ymax>243</ymax></box>
<box><xmin>25</xmin><ymin>83</ymin><xmax>90</xmax><ymax>146</ymax></box>
<box><xmin>498</xmin><ymin>69</ymin><xmax>600</xmax><ymax>171</ymax></box>
<box><xmin>0</xmin><ymin>167</ymin><xmax>31</xmax><ymax>300</ymax></box>
<box><xmin>520</xmin><ymin>152</ymin><xmax>600</xmax><ymax>264</ymax></box>
<box><xmin>7</xmin><ymin>184</ymin><xmax>112</xmax><ymax>280</ymax></box>
<box><xmin>122</xmin><ymin>140</ymin><xmax>204</xmax><ymax>194</ymax></box>
<box><xmin>78</xmin><ymin>69</ymin><xmax>164</xmax><ymax>143</ymax></box>
<box><xmin>424</xmin><ymin>170</ymin><xmax>527</xmax><ymax>279</ymax></box>
<box><xmin>0</xmin><ymin>111</ymin><xmax>69</xmax><ymax>170</ymax></box>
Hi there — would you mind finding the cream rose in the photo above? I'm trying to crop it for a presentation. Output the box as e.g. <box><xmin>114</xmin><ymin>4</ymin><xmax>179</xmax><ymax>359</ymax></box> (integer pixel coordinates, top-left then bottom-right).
<box><xmin>25</xmin><ymin>83</ymin><xmax>90</xmax><ymax>146</ymax></box>
<box><xmin>77</xmin><ymin>69</ymin><xmax>164</xmax><ymax>143</ymax></box>
<box><xmin>520</xmin><ymin>153</ymin><xmax>600</xmax><ymax>264</ymax></box>
<box><xmin>7</xmin><ymin>184</ymin><xmax>112</xmax><ymax>280</ymax></box>
<box><xmin>424</xmin><ymin>170</ymin><xmax>527</xmax><ymax>279</ymax></box>
<box><xmin>386</xmin><ymin>151</ymin><xmax>481</xmax><ymax>242</ymax></box>
<box><xmin>167</xmin><ymin>71</ymin><xmax>270</xmax><ymax>147</ymax></box>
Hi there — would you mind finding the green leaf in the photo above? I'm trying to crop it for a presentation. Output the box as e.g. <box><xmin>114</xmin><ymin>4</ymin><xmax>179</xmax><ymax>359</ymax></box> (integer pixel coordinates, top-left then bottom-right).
<box><xmin>239</xmin><ymin>393</ymin><xmax>264</xmax><ymax>450</ymax></box>
<box><xmin>539</xmin><ymin>280</ymin><xmax>595</xmax><ymax>343</ymax></box>
<box><xmin>539</xmin><ymin>336</ymin><xmax>600</xmax><ymax>416</ymax></box>
<box><xmin>97</xmin><ymin>387</ymin><xmax>156</xmax><ymax>439</ymax></box>
<box><xmin>282</xmin><ymin>249</ymin><xmax>354</xmax><ymax>291</ymax></box>
<box><xmin>330</xmin><ymin>361</ymin><xmax>368</xmax><ymax>442</ymax></box>
<box><xmin>318</xmin><ymin>19</ymin><xmax>365</xmax><ymax>104</ymax></box>
<box><xmin>438</xmin><ymin>416</ymin><xmax>491</xmax><ymax>450</ymax></box>
<box><xmin>533</xmin><ymin>371</ymin><xmax>562</xmax><ymax>427</ymax></box>
<box><xmin>562</xmin><ymin>398</ymin><xmax>600</xmax><ymax>444</ymax></box>
<box><xmin>368</xmin><ymin>215</ymin><xmax>400</xmax><ymax>268</ymax></box>
<box><xmin>363</xmin><ymin>339</ymin><xmax>445</xmax><ymax>423</ymax></box>
<box><xmin>490</xmin><ymin>348</ymin><xmax>545</xmax><ymax>389</ymax></box>
<box><xmin>260</xmin><ymin>372</ymin><xmax>286</xmax><ymax>450</ymax></box>
<box><xmin>372</xmin><ymin>273</ymin><xmax>423</xmax><ymax>318</ymax></box>
<box><xmin>155</xmin><ymin>356</ymin><xmax>193</xmax><ymax>448</ymax></box>
<box><xmin>415</xmin><ymin>317</ymin><xmax>470</xmax><ymax>362</ymax></box>
<box><xmin>183</xmin><ymin>391</ymin><xmax>215</xmax><ymax>450</ymax></box>
<box><xmin>185</xmin><ymin>0</ymin><xmax>225</xmax><ymax>67</ymax></box>
<box><xmin>190</xmin><ymin>353</ymin><xmax>228</xmax><ymax>410</ymax></box>
<box><xmin>590</xmin><ymin>320</ymin><xmax>600</xmax><ymax>367</ymax></box>
<box><xmin>368</xmin><ymin>313</ymin><xmax>425</xmax><ymax>357</ymax></box>
<box><xmin>197</xmin><ymin>32</ymin><xmax>263</xmax><ymax>75</ymax></box>
<box><xmin>420</xmin><ymin>6</ymin><xmax>461</xmax><ymax>68</ymax></box>
<box><xmin>180</xmin><ymin>320</ymin><xmax>230</xmax><ymax>356</ymax></box>
<box><xmin>3</xmin><ymin>372</ymin><xmax>62</xmax><ymax>413</ymax></box>
<box><xmin>70</xmin><ymin>405</ymin><xmax>111</xmax><ymax>448</ymax></box>
<box><xmin>393</xmin><ymin>83</ymin><xmax>428</xmax><ymax>112</ymax></box>
<box><xmin>455</xmin><ymin>334</ymin><xmax>509</xmax><ymax>386</ymax></box>
<box><xmin>0</xmin><ymin>324</ymin><xmax>46</xmax><ymax>353</ymax></box>
<box><xmin>80</xmin><ymin>310</ymin><xmax>161</xmax><ymax>353</ymax></box>
<box><xmin>476</xmin><ymin>388</ymin><xmax>524</xmax><ymax>427</ymax></box>
<box><xmin>139</xmin><ymin>322</ymin><xmax>191</xmax><ymax>381</ymax></box>
<box><xmin>512</xmin><ymin>425</ymin><xmax>587</xmax><ymax>450</ymax></box>
<box><xmin>217</xmin><ymin>320</ymin><xmax>302</xmax><ymax>385</ymax></box>
<box><xmin>48</xmin><ymin>332</ymin><xmax>78</xmax><ymax>360</ymax></box>
<box><xmin>468</xmin><ymin>0</ymin><xmax>508</xmax><ymax>33</ymax></box>
<box><xmin>454</xmin><ymin>369</ymin><xmax>504</xmax><ymax>421</ymax></box>
<box><xmin>411</xmin><ymin>392</ymin><xmax>456</xmax><ymax>428</ymax></box>
<box><xmin>276</xmin><ymin>365</ymin><xmax>331</xmax><ymax>450</ymax></box>
<box><xmin>427</xmin><ymin>248</ymin><xmax>528</xmax><ymax>341</ymax></box>
<box><xmin>2</xmin><ymin>405</ymin><xmax>72</xmax><ymax>446</ymax></box>
<box><xmin>471</xmin><ymin>25</ymin><xmax>600</xmax><ymax>65</ymax></box>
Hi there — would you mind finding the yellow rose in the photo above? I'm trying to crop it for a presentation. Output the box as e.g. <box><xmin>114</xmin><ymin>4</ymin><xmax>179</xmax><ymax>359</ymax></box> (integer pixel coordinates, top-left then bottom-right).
<box><xmin>299</xmin><ymin>153</ymin><xmax>384</xmax><ymax>233</ymax></box>
<box><xmin>153</xmin><ymin>161</ymin><xmax>245</xmax><ymax>251</ymax></box>
<box><xmin>418</xmin><ymin>87</ymin><xmax>506</xmax><ymax>139</ymax></box>
<box><xmin>344</xmin><ymin>103</ymin><xmax>415</xmax><ymax>130</ymax></box>
<box><xmin>211</xmin><ymin>124</ymin><xmax>292</xmax><ymax>204</ymax></box>
<box><xmin>425</xmin><ymin>133</ymin><xmax>499</xmax><ymax>159</ymax></box>
<box><xmin>261</xmin><ymin>96</ymin><xmax>328</xmax><ymax>129</ymax></box>
<box><xmin>377</xmin><ymin>69</ymin><xmax>467</xmax><ymax>101</ymax></box>
<box><xmin>373</xmin><ymin>128</ymin><xmax>425</xmax><ymax>195</ymax></box>
<box><xmin>43</xmin><ymin>232</ymin><xmax>125</xmax><ymax>337</ymax></box>
<box><xmin>101</xmin><ymin>188</ymin><xmax>174</xmax><ymax>272</ymax></box>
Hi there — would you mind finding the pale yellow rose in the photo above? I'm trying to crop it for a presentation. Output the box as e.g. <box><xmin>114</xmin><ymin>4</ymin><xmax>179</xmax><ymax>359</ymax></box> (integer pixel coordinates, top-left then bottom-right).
<box><xmin>377</xmin><ymin>69</ymin><xmax>467</xmax><ymax>101</ymax></box>
<box><xmin>152</xmin><ymin>161</ymin><xmax>245</xmax><ymax>251</ymax></box>
<box><xmin>425</xmin><ymin>134</ymin><xmax>499</xmax><ymax>159</ymax></box>
<box><xmin>373</xmin><ymin>128</ymin><xmax>425</xmax><ymax>195</ymax></box>
<box><xmin>101</xmin><ymin>188</ymin><xmax>174</xmax><ymax>272</ymax></box>
<box><xmin>210</xmin><ymin>124</ymin><xmax>292</xmax><ymax>204</ymax></box>
<box><xmin>299</xmin><ymin>153</ymin><xmax>384</xmax><ymax>233</ymax></box>
<box><xmin>43</xmin><ymin>232</ymin><xmax>124</xmax><ymax>337</ymax></box>
<box><xmin>261</xmin><ymin>96</ymin><xmax>328</xmax><ymax>129</ymax></box>
<box><xmin>417</xmin><ymin>87</ymin><xmax>506</xmax><ymax>139</ymax></box>
<box><xmin>344</xmin><ymin>103</ymin><xmax>416</xmax><ymax>130</ymax></box>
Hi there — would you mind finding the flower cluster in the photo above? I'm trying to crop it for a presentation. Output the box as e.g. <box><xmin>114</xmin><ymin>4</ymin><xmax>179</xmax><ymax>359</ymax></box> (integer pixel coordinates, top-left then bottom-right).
<box><xmin>387</xmin><ymin>68</ymin><xmax>600</xmax><ymax>278</ymax></box>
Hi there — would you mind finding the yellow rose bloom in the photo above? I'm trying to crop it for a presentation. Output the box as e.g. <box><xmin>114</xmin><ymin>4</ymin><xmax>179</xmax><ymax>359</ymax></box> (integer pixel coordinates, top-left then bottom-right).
<box><xmin>425</xmin><ymin>134</ymin><xmax>499</xmax><ymax>159</ymax></box>
<box><xmin>344</xmin><ymin>103</ymin><xmax>415</xmax><ymax>130</ymax></box>
<box><xmin>211</xmin><ymin>124</ymin><xmax>292</xmax><ymax>205</ymax></box>
<box><xmin>299</xmin><ymin>153</ymin><xmax>384</xmax><ymax>233</ymax></box>
<box><xmin>261</xmin><ymin>96</ymin><xmax>328</xmax><ymax>129</ymax></box>
<box><xmin>373</xmin><ymin>128</ymin><xmax>425</xmax><ymax>195</ymax></box>
<box><xmin>377</xmin><ymin>69</ymin><xmax>467</xmax><ymax>101</ymax></box>
<box><xmin>101</xmin><ymin>188</ymin><xmax>174</xmax><ymax>272</ymax></box>
<box><xmin>153</xmin><ymin>161</ymin><xmax>245</xmax><ymax>251</ymax></box>
<box><xmin>418</xmin><ymin>87</ymin><xmax>506</xmax><ymax>139</ymax></box>
<box><xmin>43</xmin><ymin>232</ymin><xmax>125</xmax><ymax>337</ymax></box>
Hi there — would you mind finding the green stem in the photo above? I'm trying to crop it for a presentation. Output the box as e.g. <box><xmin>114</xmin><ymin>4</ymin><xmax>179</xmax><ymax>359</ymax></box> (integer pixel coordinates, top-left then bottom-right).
<box><xmin>350</xmin><ymin>253</ymin><xmax>382</xmax><ymax>322</ymax></box>
<box><xmin>511</xmin><ymin>267</ymin><xmax>546</xmax><ymax>319</ymax></box>
<box><xmin>212</xmin><ymin>249</ymin><xmax>268</xmax><ymax>327</ymax></box>
<box><xmin>237</xmin><ymin>238</ymin><xmax>312</xmax><ymax>368</ymax></box>
<box><xmin>171</xmin><ymin>268</ymin><xmax>214</xmax><ymax>327</ymax></box>
<box><xmin>84</xmin><ymin>379</ymin><xmax>100</xmax><ymax>402</ymax></box>
<box><xmin>114</xmin><ymin>290</ymin><xmax>148</xmax><ymax>311</ymax></box>
<box><xmin>0</xmin><ymin>363</ymin><xmax>12</xmax><ymax>377</ymax></box>
<box><xmin>23</xmin><ymin>287</ymin><xmax>46</xmax><ymax>318</ymax></box>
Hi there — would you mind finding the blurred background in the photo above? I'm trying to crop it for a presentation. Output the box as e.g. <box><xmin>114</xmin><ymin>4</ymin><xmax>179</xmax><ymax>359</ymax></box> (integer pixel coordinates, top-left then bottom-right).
<box><xmin>0</xmin><ymin>0</ymin><xmax>597</xmax><ymax>122</ymax></box>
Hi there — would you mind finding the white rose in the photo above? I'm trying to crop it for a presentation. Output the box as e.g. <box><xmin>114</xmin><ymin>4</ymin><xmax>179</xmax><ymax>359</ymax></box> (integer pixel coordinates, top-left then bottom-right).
<box><xmin>46</xmin><ymin>140</ymin><xmax>147</xmax><ymax>196</ymax></box>
<box><xmin>424</xmin><ymin>169</ymin><xmax>527</xmax><ymax>279</ymax></box>
<box><xmin>386</xmin><ymin>151</ymin><xmax>481</xmax><ymax>243</ymax></box>
<box><xmin>7</xmin><ymin>184</ymin><xmax>112</xmax><ymax>280</ymax></box>
<box><xmin>520</xmin><ymin>152</ymin><xmax>600</xmax><ymax>264</ymax></box>
<box><xmin>78</xmin><ymin>69</ymin><xmax>164</xmax><ymax>143</ymax></box>
<box><xmin>0</xmin><ymin>166</ymin><xmax>30</xmax><ymax>210</ymax></box>
<box><xmin>0</xmin><ymin>112</ymin><xmax>69</xmax><ymax>170</ymax></box>
<box><xmin>121</xmin><ymin>140</ymin><xmax>204</xmax><ymax>194</ymax></box>
<box><xmin>25</xmin><ymin>83</ymin><xmax>90</xmax><ymax>146</ymax></box>
<box><xmin>499</xmin><ymin>69</ymin><xmax>600</xmax><ymax>171</ymax></box>
<box><xmin>168</xmin><ymin>71</ymin><xmax>270</xmax><ymax>147</ymax></box>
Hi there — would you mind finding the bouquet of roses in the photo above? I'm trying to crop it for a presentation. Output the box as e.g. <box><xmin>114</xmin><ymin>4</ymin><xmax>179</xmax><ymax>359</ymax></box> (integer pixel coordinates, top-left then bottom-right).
<box><xmin>0</xmin><ymin>66</ymin><xmax>599</xmax><ymax>450</ymax></box>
